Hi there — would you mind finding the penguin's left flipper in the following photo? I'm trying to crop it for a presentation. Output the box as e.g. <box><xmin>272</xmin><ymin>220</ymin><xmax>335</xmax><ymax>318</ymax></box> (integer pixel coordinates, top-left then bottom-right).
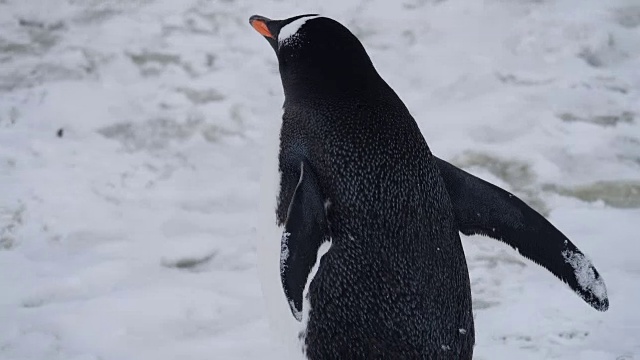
<box><xmin>281</xmin><ymin>160</ymin><xmax>329</xmax><ymax>321</ymax></box>
<box><xmin>435</xmin><ymin>157</ymin><xmax>609</xmax><ymax>311</ymax></box>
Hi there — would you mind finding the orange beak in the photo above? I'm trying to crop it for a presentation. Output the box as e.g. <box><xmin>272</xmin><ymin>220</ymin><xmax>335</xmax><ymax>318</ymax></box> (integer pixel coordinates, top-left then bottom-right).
<box><xmin>250</xmin><ymin>18</ymin><xmax>274</xmax><ymax>39</ymax></box>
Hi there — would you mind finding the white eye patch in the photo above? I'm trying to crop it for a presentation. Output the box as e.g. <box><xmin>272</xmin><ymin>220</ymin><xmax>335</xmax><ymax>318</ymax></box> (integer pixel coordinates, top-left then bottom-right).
<box><xmin>278</xmin><ymin>15</ymin><xmax>321</xmax><ymax>45</ymax></box>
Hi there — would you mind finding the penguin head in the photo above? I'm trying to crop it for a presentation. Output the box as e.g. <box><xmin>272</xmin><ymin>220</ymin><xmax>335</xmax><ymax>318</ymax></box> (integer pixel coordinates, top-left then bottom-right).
<box><xmin>249</xmin><ymin>14</ymin><xmax>382</xmax><ymax>101</ymax></box>
<box><xmin>249</xmin><ymin>14</ymin><xmax>319</xmax><ymax>54</ymax></box>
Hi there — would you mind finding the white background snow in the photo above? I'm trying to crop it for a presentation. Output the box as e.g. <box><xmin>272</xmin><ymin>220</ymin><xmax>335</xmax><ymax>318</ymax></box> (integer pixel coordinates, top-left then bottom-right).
<box><xmin>1</xmin><ymin>0</ymin><xmax>639</xmax><ymax>359</ymax></box>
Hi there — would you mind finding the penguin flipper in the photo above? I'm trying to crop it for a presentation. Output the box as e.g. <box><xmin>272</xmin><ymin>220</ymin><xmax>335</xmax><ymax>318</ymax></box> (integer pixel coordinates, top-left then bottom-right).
<box><xmin>281</xmin><ymin>160</ymin><xmax>328</xmax><ymax>321</ymax></box>
<box><xmin>434</xmin><ymin>157</ymin><xmax>609</xmax><ymax>311</ymax></box>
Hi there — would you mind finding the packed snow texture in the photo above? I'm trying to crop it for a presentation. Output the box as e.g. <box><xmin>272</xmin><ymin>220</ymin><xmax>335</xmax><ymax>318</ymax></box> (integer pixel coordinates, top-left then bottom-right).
<box><xmin>1</xmin><ymin>0</ymin><xmax>639</xmax><ymax>359</ymax></box>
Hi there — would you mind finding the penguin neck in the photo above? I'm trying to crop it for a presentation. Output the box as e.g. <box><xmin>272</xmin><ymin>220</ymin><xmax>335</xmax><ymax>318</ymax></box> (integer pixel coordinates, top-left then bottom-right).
<box><xmin>281</xmin><ymin>70</ymin><xmax>399</xmax><ymax>107</ymax></box>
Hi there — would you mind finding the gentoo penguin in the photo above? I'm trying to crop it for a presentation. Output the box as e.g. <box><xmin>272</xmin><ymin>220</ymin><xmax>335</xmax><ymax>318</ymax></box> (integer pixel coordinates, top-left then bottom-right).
<box><xmin>250</xmin><ymin>14</ymin><xmax>608</xmax><ymax>359</ymax></box>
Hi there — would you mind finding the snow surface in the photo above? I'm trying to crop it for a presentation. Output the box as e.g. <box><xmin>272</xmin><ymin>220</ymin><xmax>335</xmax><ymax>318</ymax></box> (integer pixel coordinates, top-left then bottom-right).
<box><xmin>1</xmin><ymin>0</ymin><xmax>639</xmax><ymax>359</ymax></box>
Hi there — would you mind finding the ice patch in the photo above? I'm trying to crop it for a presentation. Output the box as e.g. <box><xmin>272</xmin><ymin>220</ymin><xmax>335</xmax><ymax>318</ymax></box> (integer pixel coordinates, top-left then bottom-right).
<box><xmin>278</xmin><ymin>15</ymin><xmax>320</xmax><ymax>46</ymax></box>
<box><xmin>562</xmin><ymin>249</ymin><xmax>608</xmax><ymax>302</ymax></box>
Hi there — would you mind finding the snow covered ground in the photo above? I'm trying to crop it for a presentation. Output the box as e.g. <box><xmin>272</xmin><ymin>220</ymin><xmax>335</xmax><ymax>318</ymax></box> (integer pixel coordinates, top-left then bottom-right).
<box><xmin>1</xmin><ymin>0</ymin><xmax>639</xmax><ymax>359</ymax></box>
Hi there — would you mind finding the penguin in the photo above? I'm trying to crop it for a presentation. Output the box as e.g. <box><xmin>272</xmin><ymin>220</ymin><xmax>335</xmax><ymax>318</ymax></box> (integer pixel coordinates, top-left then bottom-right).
<box><xmin>250</xmin><ymin>14</ymin><xmax>609</xmax><ymax>360</ymax></box>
